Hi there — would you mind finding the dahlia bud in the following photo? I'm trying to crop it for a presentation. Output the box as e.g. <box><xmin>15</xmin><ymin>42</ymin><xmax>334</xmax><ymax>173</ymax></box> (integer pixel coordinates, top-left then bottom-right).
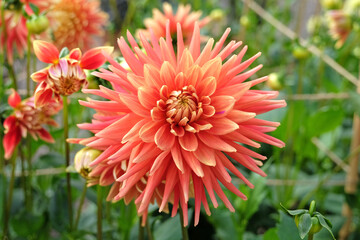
<box><xmin>240</xmin><ymin>15</ymin><xmax>250</xmax><ymax>28</ymax></box>
<box><xmin>210</xmin><ymin>9</ymin><xmax>225</xmax><ymax>21</ymax></box>
<box><xmin>321</xmin><ymin>0</ymin><xmax>342</xmax><ymax>9</ymax></box>
<box><xmin>292</xmin><ymin>46</ymin><xmax>310</xmax><ymax>60</ymax></box>
<box><xmin>327</xmin><ymin>10</ymin><xmax>352</xmax><ymax>48</ymax></box>
<box><xmin>26</xmin><ymin>15</ymin><xmax>49</xmax><ymax>35</ymax></box>
<box><xmin>266</xmin><ymin>73</ymin><xmax>283</xmax><ymax>90</ymax></box>
<box><xmin>74</xmin><ymin>147</ymin><xmax>101</xmax><ymax>179</ymax></box>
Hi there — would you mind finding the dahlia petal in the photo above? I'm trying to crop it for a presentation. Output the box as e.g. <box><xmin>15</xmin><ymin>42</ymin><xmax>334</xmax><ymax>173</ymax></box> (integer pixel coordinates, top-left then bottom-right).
<box><xmin>171</xmin><ymin>143</ymin><xmax>184</xmax><ymax>173</ymax></box>
<box><xmin>159</xmin><ymin>164</ymin><xmax>178</xmax><ymax>211</ymax></box>
<box><xmin>160</xmin><ymin>61</ymin><xmax>176</xmax><ymax>90</ymax></box>
<box><xmin>31</xmin><ymin>68</ymin><xmax>48</xmax><ymax>82</ymax></box>
<box><xmin>214</xmin><ymin>82</ymin><xmax>251</xmax><ymax>101</ymax></box>
<box><xmin>150</xmin><ymin>150</ymin><xmax>170</xmax><ymax>175</ymax></box>
<box><xmin>118</xmin><ymin>37</ymin><xmax>143</xmax><ymax>75</ymax></box>
<box><xmin>195</xmin><ymin>38</ymin><xmax>214</xmax><ymax>66</ymax></box>
<box><xmin>193</xmin><ymin>141</ymin><xmax>216</xmax><ymax>166</ymax></box>
<box><xmin>69</xmin><ymin>48</ymin><xmax>82</xmax><ymax>60</ymax></box>
<box><xmin>228</xmin><ymin>152</ymin><xmax>266</xmax><ymax>177</ymax></box>
<box><xmin>192</xmin><ymin>174</ymin><xmax>203</xmax><ymax>226</ymax></box>
<box><xmin>179</xmin><ymin>132</ymin><xmax>198</xmax><ymax>151</ymax></box>
<box><xmin>189</xmin><ymin>22</ymin><xmax>200</xmax><ymax>59</ymax></box>
<box><xmin>198</xmin><ymin>132</ymin><xmax>236</xmax><ymax>152</ymax></box>
<box><xmin>196</xmin><ymin>76</ymin><xmax>216</xmax><ymax>97</ymax></box>
<box><xmin>120</xmin><ymin>94</ymin><xmax>149</xmax><ymax>117</ymax></box>
<box><xmin>177</xmin><ymin>49</ymin><xmax>194</xmax><ymax>74</ymax></box>
<box><xmin>176</xmin><ymin>23</ymin><xmax>185</xmax><ymax>62</ymax></box>
<box><xmin>206</xmin><ymin>118</ymin><xmax>239</xmax><ymax>135</ymax></box>
<box><xmin>181</xmin><ymin>150</ymin><xmax>204</xmax><ymax>177</ymax></box>
<box><xmin>34</xmin><ymin>82</ymin><xmax>54</xmax><ymax>108</ymax></box>
<box><xmin>155</xmin><ymin>124</ymin><xmax>175</xmax><ymax>150</ymax></box>
<box><xmin>201</xmin><ymin>172</ymin><xmax>218</xmax><ymax>207</ymax></box>
<box><xmin>211</xmin><ymin>95</ymin><xmax>235</xmax><ymax>115</ymax></box>
<box><xmin>226</xmin><ymin>110</ymin><xmax>256</xmax><ymax>123</ymax></box>
<box><xmin>80</xmin><ymin>46</ymin><xmax>114</xmax><ymax>70</ymax></box>
<box><xmin>139</xmin><ymin>121</ymin><xmax>163</xmax><ymax>142</ymax></box>
<box><xmin>37</xmin><ymin>129</ymin><xmax>54</xmax><ymax>143</ymax></box>
<box><xmin>185</xmin><ymin>65</ymin><xmax>203</xmax><ymax>87</ymax></box>
<box><xmin>8</xmin><ymin>89</ymin><xmax>21</xmax><ymax>108</ymax></box>
<box><xmin>33</xmin><ymin>40</ymin><xmax>59</xmax><ymax>64</ymax></box>
<box><xmin>122</xmin><ymin>119</ymin><xmax>147</xmax><ymax>143</ymax></box>
<box><xmin>3</xmin><ymin>117</ymin><xmax>21</xmax><ymax>159</ymax></box>
<box><xmin>178</xmin><ymin>167</ymin><xmax>190</xmax><ymax>202</ymax></box>
<box><xmin>201</xmin><ymin>57</ymin><xmax>222</xmax><ymax>80</ymax></box>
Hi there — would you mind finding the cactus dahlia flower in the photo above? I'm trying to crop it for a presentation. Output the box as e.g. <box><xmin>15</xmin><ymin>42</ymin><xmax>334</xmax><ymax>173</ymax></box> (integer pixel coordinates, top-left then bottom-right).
<box><xmin>31</xmin><ymin>40</ymin><xmax>112</xmax><ymax>107</ymax></box>
<box><xmin>141</xmin><ymin>2</ymin><xmax>210</xmax><ymax>44</ymax></box>
<box><xmin>3</xmin><ymin>89</ymin><xmax>62</xmax><ymax>159</ymax></box>
<box><xmin>71</xmin><ymin>22</ymin><xmax>286</xmax><ymax>226</ymax></box>
<box><xmin>47</xmin><ymin>0</ymin><xmax>107</xmax><ymax>50</ymax></box>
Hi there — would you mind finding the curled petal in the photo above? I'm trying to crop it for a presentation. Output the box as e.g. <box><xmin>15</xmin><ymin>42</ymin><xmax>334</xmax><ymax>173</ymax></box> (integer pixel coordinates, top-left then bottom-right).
<box><xmin>8</xmin><ymin>89</ymin><xmax>21</xmax><ymax>108</ymax></box>
<box><xmin>80</xmin><ymin>46</ymin><xmax>114</xmax><ymax>70</ymax></box>
<box><xmin>33</xmin><ymin>40</ymin><xmax>59</xmax><ymax>64</ymax></box>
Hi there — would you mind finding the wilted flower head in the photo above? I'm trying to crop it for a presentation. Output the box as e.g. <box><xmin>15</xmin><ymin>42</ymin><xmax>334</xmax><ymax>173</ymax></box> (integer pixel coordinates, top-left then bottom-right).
<box><xmin>71</xmin><ymin>22</ymin><xmax>286</xmax><ymax>226</ymax></box>
<box><xmin>142</xmin><ymin>3</ymin><xmax>210</xmax><ymax>44</ymax></box>
<box><xmin>31</xmin><ymin>40</ymin><xmax>112</xmax><ymax>107</ymax></box>
<box><xmin>327</xmin><ymin>10</ymin><xmax>352</xmax><ymax>48</ymax></box>
<box><xmin>74</xmin><ymin>147</ymin><xmax>101</xmax><ymax>183</ymax></box>
<box><xmin>47</xmin><ymin>0</ymin><xmax>107</xmax><ymax>50</ymax></box>
<box><xmin>3</xmin><ymin>89</ymin><xmax>62</xmax><ymax>159</ymax></box>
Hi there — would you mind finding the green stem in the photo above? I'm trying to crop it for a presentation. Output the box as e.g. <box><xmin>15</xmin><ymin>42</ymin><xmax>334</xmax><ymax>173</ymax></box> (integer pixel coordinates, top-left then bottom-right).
<box><xmin>26</xmin><ymin>136</ymin><xmax>32</xmax><ymax>210</ymax></box>
<box><xmin>74</xmin><ymin>182</ymin><xmax>88</xmax><ymax>230</ymax></box>
<box><xmin>19</xmin><ymin>146</ymin><xmax>28</xmax><ymax>208</ymax></box>
<box><xmin>63</xmin><ymin>96</ymin><xmax>73</xmax><ymax>230</ymax></box>
<box><xmin>26</xmin><ymin>34</ymin><xmax>31</xmax><ymax>97</ymax></box>
<box><xmin>32</xmin><ymin>54</ymin><xmax>37</xmax><ymax>89</ymax></box>
<box><xmin>138</xmin><ymin>216</ymin><xmax>144</xmax><ymax>240</ymax></box>
<box><xmin>97</xmin><ymin>185</ymin><xmax>102</xmax><ymax>240</ymax></box>
<box><xmin>2</xmin><ymin>148</ymin><xmax>17</xmax><ymax>239</ymax></box>
<box><xmin>145</xmin><ymin>218</ymin><xmax>153</xmax><ymax>240</ymax></box>
<box><xmin>308</xmin><ymin>233</ymin><xmax>314</xmax><ymax>240</ymax></box>
<box><xmin>8</xmin><ymin>64</ymin><xmax>18</xmax><ymax>91</ymax></box>
<box><xmin>297</xmin><ymin>61</ymin><xmax>305</xmax><ymax>94</ymax></box>
<box><xmin>179</xmin><ymin>208</ymin><xmax>189</xmax><ymax>240</ymax></box>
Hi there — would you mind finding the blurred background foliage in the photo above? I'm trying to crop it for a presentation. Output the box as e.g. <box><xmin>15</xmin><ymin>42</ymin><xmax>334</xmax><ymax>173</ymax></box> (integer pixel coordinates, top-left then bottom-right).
<box><xmin>1</xmin><ymin>0</ymin><xmax>360</xmax><ymax>239</ymax></box>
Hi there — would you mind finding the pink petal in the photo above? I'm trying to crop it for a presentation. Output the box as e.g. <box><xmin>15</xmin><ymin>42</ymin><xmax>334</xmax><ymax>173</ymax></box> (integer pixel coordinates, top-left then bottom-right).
<box><xmin>8</xmin><ymin>89</ymin><xmax>21</xmax><ymax>108</ymax></box>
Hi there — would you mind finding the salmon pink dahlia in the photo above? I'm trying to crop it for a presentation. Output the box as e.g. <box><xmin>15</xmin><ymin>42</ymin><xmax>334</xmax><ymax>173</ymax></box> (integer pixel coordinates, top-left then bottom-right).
<box><xmin>142</xmin><ymin>2</ymin><xmax>210</xmax><ymax>44</ymax></box>
<box><xmin>71</xmin><ymin>22</ymin><xmax>286</xmax><ymax>226</ymax></box>
<box><xmin>47</xmin><ymin>0</ymin><xmax>107</xmax><ymax>50</ymax></box>
<box><xmin>31</xmin><ymin>40</ymin><xmax>112</xmax><ymax>107</ymax></box>
<box><xmin>3</xmin><ymin>89</ymin><xmax>62</xmax><ymax>159</ymax></box>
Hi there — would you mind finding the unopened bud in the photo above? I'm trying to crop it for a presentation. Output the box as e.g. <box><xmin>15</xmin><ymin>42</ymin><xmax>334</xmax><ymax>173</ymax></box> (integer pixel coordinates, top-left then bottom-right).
<box><xmin>74</xmin><ymin>147</ymin><xmax>102</xmax><ymax>179</ymax></box>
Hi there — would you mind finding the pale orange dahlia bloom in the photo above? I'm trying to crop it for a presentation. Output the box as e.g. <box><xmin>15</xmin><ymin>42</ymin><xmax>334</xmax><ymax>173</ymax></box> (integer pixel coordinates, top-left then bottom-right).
<box><xmin>31</xmin><ymin>40</ymin><xmax>112</xmax><ymax>107</ymax></box>
<box><xmin>327</xmin><ymin>10</ymin><xmax>352</xmax><ymax>48</ymax></box>
<box><xmin>70</xmin><ymin>22</ymin><xmax>286</xmax><ymax>226</ymax></box>
<box><xmin>142</xmin><ymin>2</ymin><xmax>210</xmax><ymax>44</ymax></box>
<box><xmin>3</xmin><ymin>89</ymin><xmax>62</xmax><ymax>159</ymax></box>
<box><xmin>47</xmin><ymin>0</ymin><xmax>107</xmax><ymax>51</ymax></box>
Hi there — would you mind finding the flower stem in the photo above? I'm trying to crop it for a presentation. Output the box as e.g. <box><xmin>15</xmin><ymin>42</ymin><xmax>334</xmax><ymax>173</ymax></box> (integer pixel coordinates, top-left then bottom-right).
<box><xmin>138</xmin><ymin>216</ymin><xmax>144</xmax><ymax>240</ymax></box>
<box><xmin>145</xmin><ymin>218</ymin><xmax>153</xmax><ymax>240</ymax></box>
<box><xmin>26</xmin><ymin>136</ymin><xmax>32</xmax><ymax>210</ymax></box>
<box><xmin>19</xmin><ymin>146</ymin><xmax>29</xmax><ymax>208</ymax></box>
<box><xmin>308</xmin><ymin>233</ymin><xmax>314</xmax><ymax>240</ymax></box>
<box><xmin>8</xmin><ymin>63</ymin><xmax>18</xmax><ymax>91</ymax></box>
<box><xmin>74</xmin><ymin>182</ymin><xmax>87</xmax><ymax>230</ymax></box>
<box><xmin>179</xmin><ymin>207</ymin><xmax>189</xmax><ymax>240</ymax></box>
<box><xmin>97</xmin><ymin>185</ymin><xmax>103</xmax><ymax>240</ymax></box>
<box><xmin>63</xmin><ymin>95</ymin><xmax>73</xmax><ymax>230</ymax></box>
<box><xmin>2</xmin><ymin>148</ymin><xmax>17</xmax><ymax>238</ymax></box>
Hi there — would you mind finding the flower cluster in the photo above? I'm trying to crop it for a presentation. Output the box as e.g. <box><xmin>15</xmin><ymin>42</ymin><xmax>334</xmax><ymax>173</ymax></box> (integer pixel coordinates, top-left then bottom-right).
<box><xmin>3</xmin><ymin>89</ymin><xmax>62</xmax><ymax>159</ymax></box>
<box><xmin>70</xmin><ymin>22</ymin><xmax>286</xmax><ymax>226</ymax></box>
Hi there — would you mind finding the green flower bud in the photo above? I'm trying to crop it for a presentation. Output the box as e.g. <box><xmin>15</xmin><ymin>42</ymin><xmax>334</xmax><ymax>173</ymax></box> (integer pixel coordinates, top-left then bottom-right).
<box><xmin>210</xmin><ymin>9</ymin><xmax>225</xmax><ymax>21</ymax></box>
<box><xmin>26</xmin><ymin>15</ymin><xmax>49</xmax><ymax>35</ymax></box>
<box><xmin>321</xmin><ymin>0</ymin><xmax>342</xmax><ymax>9</ymax></box>
<box><xmin>292</xmin><ymin>46</ymin><xmax>310</xmax><ymax>60</ymax></box>
<box><xmin>309</xmin><ymin>217</ymin><xmax>322</xmax><ymax>234</ymax></box>
<box><xmin>240</xmin><ymin>16</ymin><xmax>250</xmax><ymax>28</ymax></box>
<box><xmin>266</xmin><ymin>73</ymin><xmax>283</xmax><ymax>90</ymax></box>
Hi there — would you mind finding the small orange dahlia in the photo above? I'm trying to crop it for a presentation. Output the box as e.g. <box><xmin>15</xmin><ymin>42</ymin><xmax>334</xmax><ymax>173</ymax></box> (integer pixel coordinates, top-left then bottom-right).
<box><xmin>3</xmin><ymin>89</ymin><xmax>62</xmax><ymax>159</ymax></box>
<box><xmin>71</xmin><ymin>22</ymin><xmax>286</xmax><ymax>226</ymax></box>
<box><xmin>31</xmin><ymin>40</ymin><xmax>112</xmax><ymax>107</ymax></box>
<box><xmin>142</xmin><ymin>2</ymin><xmax>210</xmax><ymax>44</ymax></box>
<box><xmin>47</xmin><ymin>0</ymin><xmax>108</xmax><ymax>51</ymax></box>
<box><xmin>327</xmin><ymin>10</ymin><xmax>352</xmax><ymax>48</ymax></box>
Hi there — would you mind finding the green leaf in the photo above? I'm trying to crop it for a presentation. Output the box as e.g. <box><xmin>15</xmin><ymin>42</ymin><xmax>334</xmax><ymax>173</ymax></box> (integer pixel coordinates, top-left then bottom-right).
<box><xmin>298</xmin><ymin>213</ymin><xmax>312</xmax><ymax>239</ymax></box>
<box><xmin>59</xmin><ymin>47</ymin><xmax>70</xmax><ymax>58</ymax></box>
<box><xmin>306</xmin><ymin>107</ymin><xmax>344</xmax><ymax>137</ymax></box>
<box><xmin>280</xmin><ymin>203</ymin><xmax>307</xmax><ymax>216</ymax></box>
<box><xmin>277</xmin><ymin>211</ymin><xmax>302</xmax><ymax>240</ymax></box>
<box><xmin>264</xmin><ymin>228</ymin><xmax>280</xmax><ymax>240</ymax></box>
<box><xmin>29</xmin><ymin>3</ymin><xmax>40</xmax><ymax>15</ymax></box>
<box><xmin>318</xmin><ymin>216</ymin><xmax>336</xmax><ymax>240</ymax></box>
